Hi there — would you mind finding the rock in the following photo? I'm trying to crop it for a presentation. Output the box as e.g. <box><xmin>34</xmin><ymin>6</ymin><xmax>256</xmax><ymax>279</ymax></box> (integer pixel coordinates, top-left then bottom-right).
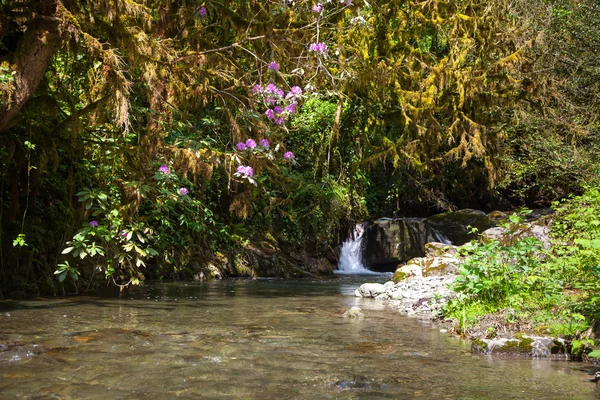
<box><xmin>482</xmin><ymin>223</ymin><xmax>552</xmax><ymax>249</ymax></box>
<box><xmin>395</xmin><ymin>256</ymin><xmax>459</xmax><ymax>280</ymax></box>
<box><xmin>343</xmin><ymin>307</ymin><xmax>365</xmax><ymax>319</ymax></box>
<box><xmin>426</xmin><ymin>209</ymin><xmax>495</xmax><ymax>245</ymax></box>
<box><xmin>363</xmin><ymin>218</ymin><xmax>448</xmax><ymax>271</ymax></box>
<box><xmin>355</xmin><ymin>283</ymin><xmax>386</xmax><ymax>298</ymax></box>
<box><xmin>487</xmin><ymin>210</ymin><xmax>507</xmax><ymax>223</ymax></box>
<box><xmin>396</xmin><ymin>260</ymin><xmax>423</xmax><ymax>279</ymax></box>
<box><xmin>424</xmin><ymin>242</ymin><xmax>457</xmax><ymax>258</ymax></box>
<box><xmin>472</xmin><ymin>336</ymin><xmax>568</xmax><ymax>358</ymax></box>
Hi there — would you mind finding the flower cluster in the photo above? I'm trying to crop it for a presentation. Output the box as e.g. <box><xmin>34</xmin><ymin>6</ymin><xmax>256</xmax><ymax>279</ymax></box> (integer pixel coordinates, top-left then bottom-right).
<box><xmin>235</xmin><ymin>138</ymin><xmax>269</xmax><ymax>151</ymax></box>
<box><xmin>309</xmin><ymin>43</ymin><xmax>327</xmax><ymax>53</ymax></box>
<box><xmin>89</xmin><ymin>220</ymin><xmax>99</xmax><ymax>228</ymax></box>
<box><xmin>253</xmin><ymin>83</ymin><xmax>302</xmax><ymax>126</ymax></box>
<box><xmin>156</xmin><ymin>165</ymin><xmax>193</xmax><ymax>198</ymax></box>
<box><xmin>312</xmin><ymin>3</ymin><xmax>324</xmax><ymax>13</ymax></box>
<box><xmin>237</xmin><ymin>165</ymin><xmax>254</xmax><ymax>177</ymax></box>
<box><xmin>283</xmin><ymin>151</ymin><xmax>295</xmax><ymax>161</ymax></box>
<box><xmin>195</xmin><ymin>6</ymin><xmax>207</xmax><ymax>18</ymax></box>
<box><xmin>268</xmin><ymin>61</ymin><xmax>279</xmax><ymax>71</ymax></box>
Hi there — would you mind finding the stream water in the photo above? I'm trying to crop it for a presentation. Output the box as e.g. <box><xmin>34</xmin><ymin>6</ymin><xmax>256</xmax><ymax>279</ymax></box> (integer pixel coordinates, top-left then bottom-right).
<box><xmin>0</xmin><ymin>277</ymin><xmax>598</xmax><ymax>399</ymax></box>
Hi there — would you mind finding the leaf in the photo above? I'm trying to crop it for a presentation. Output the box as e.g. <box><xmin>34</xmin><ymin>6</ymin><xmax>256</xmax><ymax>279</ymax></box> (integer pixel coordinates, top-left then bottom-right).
<box><xmin>58</xmin><ymin>271</ymin><xmax>68</xmax><ymax>282</ymax></box>
<box><xmin>62</xmin><ymin>247</ymin><xmax>75</xmax><ymax>254</ymax></box>
<box><xmin>588</xmin><ymin>350</ymin><xmax>600</xmax><ymax>358</ymax></box>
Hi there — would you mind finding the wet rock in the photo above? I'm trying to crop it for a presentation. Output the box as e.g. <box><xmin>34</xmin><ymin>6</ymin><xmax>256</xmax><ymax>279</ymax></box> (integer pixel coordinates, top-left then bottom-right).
<box><xmin>363</xmin><ymin>218</ymin><xmax>447</xmax><ymax>271</ymax></box>
<box><xmin>426</xmin><ymin>209</ymin><xmax>495</xmax><ymax>245</ymax></box>
<box><xmin>472</xmin><ymin>336</ymin><xmax>568</xmax><ymax>358</ymax></box>
<box><xmin>335</xmin><ymin>376</ymin><xmax>374</xmax><ymax>389</ymax></box>
<box><xmin>355</xmin><ymin>283</ymin><xmax>386</xmax><ymax>298</ymax></box>
<box><xmin>343</xmin><ymin>307</ymin><xmax>365</xmax><ymax>319</ymax></box>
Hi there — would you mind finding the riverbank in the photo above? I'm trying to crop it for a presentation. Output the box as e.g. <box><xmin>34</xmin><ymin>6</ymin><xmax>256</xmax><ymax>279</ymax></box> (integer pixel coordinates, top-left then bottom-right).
<box><xmin>352</xmin><ymin>206</ymin><xmax>600</xmax><ymax>363</ymax></box>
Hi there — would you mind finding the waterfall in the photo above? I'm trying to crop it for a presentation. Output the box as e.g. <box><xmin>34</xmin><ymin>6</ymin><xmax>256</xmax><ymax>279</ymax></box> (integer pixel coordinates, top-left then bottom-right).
<box><xmin>336</xmin><ymin>224</ymin><xmax>377</xmax><ymax>275</ymax></box>
<box><xmin>431</xmin><ymin>228</ymin><xmax>451</xmax><ymax>245</ymax></box>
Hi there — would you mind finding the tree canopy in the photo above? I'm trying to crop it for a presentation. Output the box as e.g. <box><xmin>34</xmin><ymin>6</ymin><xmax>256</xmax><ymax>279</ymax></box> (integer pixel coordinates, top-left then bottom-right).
<box><xmin>0</xmin><ymin>0</ymin><xmax>598</xmax><ymax>296</ymax></box>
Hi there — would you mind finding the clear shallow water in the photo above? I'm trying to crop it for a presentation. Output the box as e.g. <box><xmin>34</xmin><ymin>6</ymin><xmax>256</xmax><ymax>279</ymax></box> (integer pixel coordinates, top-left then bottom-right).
<box><xmin>0</xmin><ymin>277</ymin><xmax>598</xmax><ymax>400</ymax></box>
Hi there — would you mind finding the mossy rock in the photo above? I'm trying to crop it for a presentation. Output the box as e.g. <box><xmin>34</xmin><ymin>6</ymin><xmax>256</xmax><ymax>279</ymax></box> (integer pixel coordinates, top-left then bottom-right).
<box><xmin>426</xmin><ymin>209</ymin><xmax>495</xmax><ymax>245</ymax></box>
<box><xmin>392</xmin><ymin>270</ymin><xmax>406</xmax><ymax>283</ymax></box>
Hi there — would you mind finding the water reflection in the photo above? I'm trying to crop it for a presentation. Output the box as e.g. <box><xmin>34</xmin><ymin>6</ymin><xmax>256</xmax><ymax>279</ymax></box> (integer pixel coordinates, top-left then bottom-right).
<box><xmin>0</xmin><ymin>278</ymin><xmax>598</xmax><ymax>399</ymax></box>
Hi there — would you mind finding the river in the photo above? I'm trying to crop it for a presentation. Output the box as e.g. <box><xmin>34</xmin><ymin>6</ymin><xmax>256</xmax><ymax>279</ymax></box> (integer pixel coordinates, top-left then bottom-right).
<box><xmin>0</xmin><ymin>277</ymin><xmax>598</xmax><ymax>399</ymax></box>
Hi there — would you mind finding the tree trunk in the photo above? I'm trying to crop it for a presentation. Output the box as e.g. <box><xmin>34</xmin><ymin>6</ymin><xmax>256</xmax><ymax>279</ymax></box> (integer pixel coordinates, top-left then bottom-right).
<box><xmin>0</xmin><ymin>2</ymin><xmax>60</xmax><ymax>133</ymax></box>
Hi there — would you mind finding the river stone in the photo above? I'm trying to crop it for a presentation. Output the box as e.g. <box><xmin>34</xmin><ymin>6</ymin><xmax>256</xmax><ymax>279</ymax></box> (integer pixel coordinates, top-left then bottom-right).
<box><xmin>482</xmin><ymin>223</ymin><xmax>551</xmax><ymax>249</ymax></box>
<box><xmin>396</xmin><ymin>256</ymin><xmax>459</xmax><ymax>279</ymax></box>
<box><xmin>355</xmin><ymin>283</ymin><xmax>386</xmax><ymax>298</ymax></box>
<box><xmin>362</xmin><ymin>218</ymin><xmax>446</xmax><ymax>271</ymax></box>
<box><xmin>426</xmin><ymin>209</ymin><xmax>495</xmax><ymax>245</ymax></box>
<box><xmin>424</xmin><ymin>242</ymin><xmax>457</xmax><ymax>258</ymax></box>
<box><xmin>397</xmin><ymin>259</ymin><xmax>424</xmax><ymax>279</ymax></box>
<box><xmin>343</xmin><ymin>307</ymin><xmax>365</xmax><ymax>319</ymax></box>
<box><xmin>472</xmin><ymin>336</ymin><xmax>568</xmax><ymax>358</ymax></box>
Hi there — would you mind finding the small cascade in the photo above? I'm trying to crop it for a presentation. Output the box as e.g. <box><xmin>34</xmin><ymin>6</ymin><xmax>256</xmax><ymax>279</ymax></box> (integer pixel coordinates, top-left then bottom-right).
<box><xmin>336</xmin><ymin>224</ymin><xmax>376</xmax><ymax>275</ymax></box>
<box><xmin>431</xmin><ymin>228</ymin><xmax>452</xmax><ymax>245</ymax></box>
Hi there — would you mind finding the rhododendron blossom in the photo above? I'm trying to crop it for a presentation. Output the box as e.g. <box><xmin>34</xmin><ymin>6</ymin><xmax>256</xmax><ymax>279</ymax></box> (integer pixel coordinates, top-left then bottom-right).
<box><xmin>179</xmin><ymin>187</ymin><xmax>189</xmax><ymax>195</ymax></box>
<box><xmin>236</xmin><ymin>142</ymin><xmax>247</xmax><ymax>151</ymax></box>
<box><xmin>274</xmin><ymin>116</ymin><xmax>285</xmax><ymax>125</ymax></box>
<box><xmin>89</xmin><ymin>220</ymin><xmax>99</xmax><ymax>227</ymax></box>
<box><xmin>237</xmin><ymin>165</ymin><xmax>254</xmax><ymax>177</ymax></box>
<box><xmin>312</xmin><ymin>3</ymin><xmax>324</xmax><ymax>13</ymax></box>
<box><xmin>283</xmin><ymin>151</ymin><xmax>295</xmax><ymax>160</ymax></box>
<box><xmin>285</xmin><ymin>103</ymin><xmax>297</xmax><ymax>114</ymax></box>
<box><xmin>268</xmin><ymin>61</ymin><xmax>279</xmax><ymax>71</ymax></box>
<box><xmin>196</xmin><ymin>6</ymin><xmax>207</xmax><ymax>18</ymax></box>
<box><xmin>265</xmin><ymin>109</ymin><xmax>275</xmax><ymax>119</ymax></box>
<box><xmin>309</xmin><ymin>43</ymin><xmax>327</xmax><ymax>53</ymax></box>
<box><xmin>245</xmin><ymin>138</ymin><xmax>257</xmax><ymax>149</ymax></box>
<box><xmin>286</xmin><ymin>86</ymin><xmax>303</xmax><ymax>99</ymax></box>
<box><xmin>259</xmin><ymin>139</ymin><xmax>270</xmax><ymax>147</ymax></box>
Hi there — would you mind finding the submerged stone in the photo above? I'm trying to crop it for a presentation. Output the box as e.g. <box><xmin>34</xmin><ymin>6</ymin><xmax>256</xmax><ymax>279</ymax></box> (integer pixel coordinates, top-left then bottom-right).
<box><xmin>472</xmin><ymin>336</ymin><xmax>568</xmax><ymax>358</ymax></box>
<box><xmin>343</xmin><ymin>307</ymin><xmax>365</xmax><ymax>319</ymax></box>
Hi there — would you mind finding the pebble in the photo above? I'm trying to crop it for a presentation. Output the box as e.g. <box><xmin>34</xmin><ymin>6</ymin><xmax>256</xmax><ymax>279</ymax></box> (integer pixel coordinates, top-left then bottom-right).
<box><xmin>355</xmin><ymin>274</ymin><xmax>457</xmax><ymax>320</ymax></box>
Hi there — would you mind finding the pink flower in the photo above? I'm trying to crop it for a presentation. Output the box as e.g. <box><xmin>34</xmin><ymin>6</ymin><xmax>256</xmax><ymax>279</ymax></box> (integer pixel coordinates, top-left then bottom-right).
<box><xmin>312</xmin><ymin>3</ymin><xmax>324</xmax><ymax>13</ymax></box>
<box><xmin>266</xmin><ymin>83</ymin><xmax>278</xmax><ymax>93</ymax></box>
<box><xmin>237</xmin><ymin>165</ymin><xmax>254</xmax><ymax>177</ymax></box>
<box><xmin>179</xmin><ymin>187</ymin><xmax>189</xmax><ymax>195</ymax></box>
<box><xmin>89</xmin><ymin>220</ymin><xmax>99</xmax><ymax>227</ymax></box>
<box><xmin>268</xmin><ymin>61</ymin><xmax>279</xmax><ymax>71</ymax></box>
<box><xmin>236</xmin><ymin>142</ymin><xmax>247</xmax><ymax>151</ymax></box>
<box><xmin>286</xmin><ymin>86</ymin><xmax>303</xmax><ymax>99</ymax></box>
<box><xmin>310</xmin><ymin>42</ymin><xmax>327</xmax><ymax>53</ymax></box>
<box><xmin>274</xmin><ymin>116</ymin><xmax>285</xmax><ymax>125</ymax></box>
<box><xmin>245</xmin><ymin>139</ymin><xmax>257</xmax><ymax>149</ymax></box>
<box><xmin>252</xmin><ymin>84</ymin><xmax>262</xmax><ymax>94</ymax></box>
<box><xmin>283</xmin><ymin>151</ymin><xmax>295</xmax><ymax>160</ymax></box>
<box><xmin>274</xmin><ymin>105</ymin><xmax>283</xmax><ymax>114</ymax></box>
<box><xmin>159</xmin><ymin>165</ymin><xmax>170</xmax><ymax>174</ymax></box>
<box><xmin>285</xmin><ymin>103</ymin><xmax>297</xmax><ymax>114</ymax></box>
<box><xmin>265</xmin><ymin>109</ymin><xmax>275</xmax><ymax>119</ymax></box>
<box><xmin>259</xmin><ymin>139</ymin><xmax>270</xmax><ymax>147</ymax></box>
<box><xmin>196</xmin><ymin>6</ymin><xmax>207</xmax><ymax>18</ymax></box>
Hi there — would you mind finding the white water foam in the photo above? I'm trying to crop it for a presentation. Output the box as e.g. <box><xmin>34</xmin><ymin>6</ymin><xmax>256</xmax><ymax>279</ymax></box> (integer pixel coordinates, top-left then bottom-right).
<box><xmin>336</xmin><ymin>224</ymin><xmax>382</xmax><ymax>275</ymax></box>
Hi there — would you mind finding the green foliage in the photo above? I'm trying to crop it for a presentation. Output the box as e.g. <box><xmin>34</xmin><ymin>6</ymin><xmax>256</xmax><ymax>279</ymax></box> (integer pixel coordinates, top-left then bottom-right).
<box><xmin>446</xmin><ymin>186</ymin><xmax>600</xmax><ymax>335</ymax></box>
